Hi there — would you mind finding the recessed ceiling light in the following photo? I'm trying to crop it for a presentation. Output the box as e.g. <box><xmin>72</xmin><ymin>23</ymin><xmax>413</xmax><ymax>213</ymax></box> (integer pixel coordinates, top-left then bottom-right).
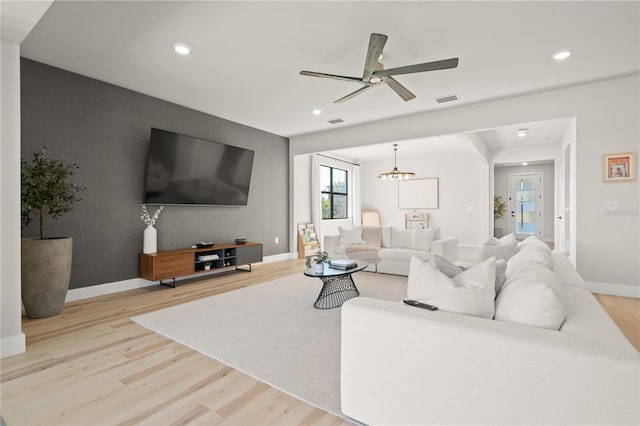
<box><xmin>522</xmin><ymin>162</ymin><xmax>528</xmax><ymax>166</ymax></box>
<box><xmin>553</xmin><ymin>50</ymin><xmax>572</xmax><ymax>61</ymax></box>
<box><xmin>174</xmin><ymin>44</ymin><xmax>191</xmax><ymax>55</ymax></box>
<box><xmin>312</xmin><ymin>109</ymin><xmax>322</xmax><ymax>116</ymax></box>
<box><xmin>517</xmin><ymin>128</ymin><xmax>528</xmax><ymax>138</ymax></box>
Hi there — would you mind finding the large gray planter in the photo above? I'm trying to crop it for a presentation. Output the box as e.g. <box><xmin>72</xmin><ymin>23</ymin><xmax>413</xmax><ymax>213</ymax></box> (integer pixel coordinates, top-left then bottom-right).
<box><xmin>21</xmin><ymin>237</ymin><xmax>72</xmax><ymax>319</ymax></box>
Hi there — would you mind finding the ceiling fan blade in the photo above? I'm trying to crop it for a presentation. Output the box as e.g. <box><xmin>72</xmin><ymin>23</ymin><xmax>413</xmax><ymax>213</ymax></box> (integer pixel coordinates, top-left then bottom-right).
<box><xmin>334</xmin><ymin>84</ymin><xmax>377</xmax><ymax>103</ymax></box>
<box><xmin>362</xmin><ymin>33</ymin><xmax>388</xmax><ymax>82</ymax></box>
<box><xmin>382</xmin><ymin>77</ymin><xmax>416</xmax><ymax>101</ymax></box>
<box><xmin>373</xmin><ymin>58</ymin><xmax>459</xmax><ymax>77</ymax></box>
<box><xmin>300</xmin><ymin>71</ymin><xmax>364</xmax><ymax>84</ymax></box>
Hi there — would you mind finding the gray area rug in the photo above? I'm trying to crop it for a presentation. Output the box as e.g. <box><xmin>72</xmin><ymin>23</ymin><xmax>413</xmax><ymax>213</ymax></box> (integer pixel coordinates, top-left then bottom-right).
<box><xmin>132</xmin><ymin>271</ymin><xmax>407</xmax><ymax>419</ymax></box>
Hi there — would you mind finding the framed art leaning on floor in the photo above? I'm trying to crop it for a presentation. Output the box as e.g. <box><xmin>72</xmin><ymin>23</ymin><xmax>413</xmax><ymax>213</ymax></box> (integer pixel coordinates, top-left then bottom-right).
<box><xmin>603</xmin><ymin>151</ymin><xmax>636</xmax><ymax>182</ymax></box>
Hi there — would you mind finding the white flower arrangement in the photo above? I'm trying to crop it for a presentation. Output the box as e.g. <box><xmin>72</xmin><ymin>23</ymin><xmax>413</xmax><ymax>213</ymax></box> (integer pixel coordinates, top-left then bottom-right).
<box><xmin>140</xmin><ymin>204</ymin><xmax>164</xmax><ymax>226</ymax></box>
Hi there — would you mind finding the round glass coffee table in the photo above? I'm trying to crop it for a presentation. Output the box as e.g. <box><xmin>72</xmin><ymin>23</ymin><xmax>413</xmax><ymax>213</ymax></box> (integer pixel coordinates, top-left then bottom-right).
<box><xmin>303</xmin><ymin>262</ymin><xmax>368</xmax><ymax>309</ymax></box>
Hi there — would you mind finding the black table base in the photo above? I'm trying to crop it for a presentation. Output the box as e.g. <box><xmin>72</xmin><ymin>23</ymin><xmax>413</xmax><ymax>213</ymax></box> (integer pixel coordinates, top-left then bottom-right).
<box><xmin>313</xmin><ymin>274</ymin><xmax>360</xmax><ymax>309</ymax></box>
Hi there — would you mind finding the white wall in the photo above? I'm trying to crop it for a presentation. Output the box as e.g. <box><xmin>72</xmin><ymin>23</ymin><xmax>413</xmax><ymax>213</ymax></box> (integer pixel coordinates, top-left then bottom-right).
<box><xmin>494</xmin><ymin>163</ymin><xmax>555</xmax><ymax>241</ymax></box>
<box><xmin>361</xmin><ymin>148</ymin><xmax>487</xmax><ymax>246</ymax></box>
<box><xmin>292</xmin><ymin>154</ymin><xmax>312</xmax><ymax>255</ymax></box>
<box><xmin>290</xmin><ymin>75</ymin><xmax>640</xmax><ymax>294</ymax></box>
<box><xmin>1</xmin><ymin>0</ymin><xmax>54</xmax><ymax>359</ymax></box>
<box><xmin>1</xmin><ymin>42</ymin><xmax>26</xmax><ymax>358</ymax></box>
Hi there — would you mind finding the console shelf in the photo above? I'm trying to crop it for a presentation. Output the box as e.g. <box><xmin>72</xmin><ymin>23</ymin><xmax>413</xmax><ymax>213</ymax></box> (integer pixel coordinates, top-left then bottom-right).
<box><xmin>139</xmin><ymin>242</ymin><xmax>263</xmax><ymax>286</ymax></box>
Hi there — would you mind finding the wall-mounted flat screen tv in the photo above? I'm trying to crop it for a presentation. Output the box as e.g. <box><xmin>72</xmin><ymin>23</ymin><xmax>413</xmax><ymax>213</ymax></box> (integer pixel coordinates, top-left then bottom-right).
<box><xmin>143</xmin><ymin>128</ymin><xmax>255</xmax><ymax>206</ymax></box>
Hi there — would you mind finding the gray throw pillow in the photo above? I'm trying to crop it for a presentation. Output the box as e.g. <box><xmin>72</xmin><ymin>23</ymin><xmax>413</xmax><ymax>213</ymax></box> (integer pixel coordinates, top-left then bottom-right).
<box><xmin>477</xmin><ymin>240</ymin><xmax>518</xmax><ymax>263</ymax></box>
<box><xmin>495</xmin><ymin>258</ymin><xmax>507</xmax><ymax>294</ymax></box>
<box><xmin>432</xmin><ymin>255</ymin><xmax>464</xmax><ymax>278</ymax></box>
<box><xmin>434</xmin><ymin>255</ymin><xmax>507</xmax><ymax>295</ymax></box>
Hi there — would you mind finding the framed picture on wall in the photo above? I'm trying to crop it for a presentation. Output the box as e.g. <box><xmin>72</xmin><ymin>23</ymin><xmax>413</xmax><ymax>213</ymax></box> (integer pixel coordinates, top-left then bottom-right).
<box><xmin>603</xmin><ymin>152</ymin><xmax>636</xmax><ymax>182</ymax></box>
<box><xmin>398</xmin><ymin>178</ymin><xmax>439</xmax><ymax>209</ymax></box>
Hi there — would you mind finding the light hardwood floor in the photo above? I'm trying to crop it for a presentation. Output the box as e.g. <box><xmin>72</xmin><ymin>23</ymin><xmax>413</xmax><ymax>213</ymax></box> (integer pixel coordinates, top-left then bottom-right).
<box><xmin>1</xmin><ymin>259</ymin><xmax>638</xmax><ymax>425</ymax></box>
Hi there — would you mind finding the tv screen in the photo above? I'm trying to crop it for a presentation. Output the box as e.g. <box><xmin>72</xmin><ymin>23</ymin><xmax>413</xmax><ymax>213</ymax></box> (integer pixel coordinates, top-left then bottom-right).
<box><xmin>143</xmin><ymin>128</ymin><xmax>254</xmax><ymax>206</ymax></box>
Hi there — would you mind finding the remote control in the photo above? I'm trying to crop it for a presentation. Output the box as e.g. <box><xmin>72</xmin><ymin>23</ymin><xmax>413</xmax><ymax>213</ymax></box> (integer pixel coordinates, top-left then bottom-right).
<box><xmin>403</xmin><ymin>299</ymin><xmax>438</xmax><ymax>311</ymax></box>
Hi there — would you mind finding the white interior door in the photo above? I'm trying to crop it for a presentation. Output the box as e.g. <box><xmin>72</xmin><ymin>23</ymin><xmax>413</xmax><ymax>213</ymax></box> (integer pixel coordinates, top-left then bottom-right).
<box><xmin>509</xmin><ymin>173</ymin><xmax>543</xmax><ymax>240</ymax></box>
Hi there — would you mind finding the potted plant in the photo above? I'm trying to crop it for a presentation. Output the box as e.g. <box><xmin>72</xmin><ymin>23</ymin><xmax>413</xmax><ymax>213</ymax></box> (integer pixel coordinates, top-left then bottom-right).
<box><xmin>305</xmin><ymin>251</ymin><xmax>331</xmax><ymax>274</ymax></box>
<box><xmin>204</xmin><ymin>261</ymin><xmax>213</xmax><ymax>271</ymax></box>
<box><xmin>21</xmin><ymin>148</ymin><xmax>85</xmax><ymax>318</ymax></box>
<box><xmin>494</xmin><ymin>195</ymin><xmax>507</xmax><ymax>238</ymax></box>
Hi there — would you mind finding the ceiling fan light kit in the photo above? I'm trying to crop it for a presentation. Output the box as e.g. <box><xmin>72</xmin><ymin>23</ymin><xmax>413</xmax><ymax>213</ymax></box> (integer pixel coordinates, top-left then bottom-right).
<box><xmin>300</xmin><ymin>33</ymin><xmax>459</xmax><ymax>103</ymax></box>
<box><xmin>378</xmin><ymin>144</ymin><xmax>415</xmax><ymax>181</ymax></box>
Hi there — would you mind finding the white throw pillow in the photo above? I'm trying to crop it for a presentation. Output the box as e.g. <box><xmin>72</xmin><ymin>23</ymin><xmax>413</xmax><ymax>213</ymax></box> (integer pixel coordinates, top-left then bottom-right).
<box><xmin>411</xmin><ymin>228</ymin><xmax>437</xmax><ymax>251</ymax></box>
<box><xmin>518</xmin><ymin>235</ymin><xmax>551</xmax><ymax>253</ymax></box>
<box><xmin>407</xmin><ymin>256</ymin><xmax>496</xmax><ymax>319</ymax></box>
<box><xmin>506</xmin><ymin>245</ymin><xmax>553</xmax><ymax>277</ymax></box>
<box><xmin>477</xmin><ymin>240</ymin><xmax>517</xmax><ymax>263</ymax></box>
<box><xmin>392</xmin><ymin>228</ymin><xmax>414</xmax><ymax>249</ymax></box>
<box><xmin>487</xmin><ymin>233</ymin><xmax>516</xmax><ymax>245</ymax></box>
<box><xmin>338</xmin><ymin>226</ymin><xmax>364</xmax><ymax>245</ymax></box>
<box><xmin>495</xmin><ymin>263</ymin><xmax>567</xmax><ymax>330</ymax></box>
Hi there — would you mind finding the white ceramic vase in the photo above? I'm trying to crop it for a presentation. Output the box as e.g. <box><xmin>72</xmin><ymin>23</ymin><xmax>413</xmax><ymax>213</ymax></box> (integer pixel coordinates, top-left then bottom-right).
<box><xmin>313</xmin><ymin>263</ymin><xmax>325</xmax><ymax>274</ymax></box>
<box><xmin>143</xmin><ymin>224</ymin><xmax>157</xmax><ymax>254</ymax></box>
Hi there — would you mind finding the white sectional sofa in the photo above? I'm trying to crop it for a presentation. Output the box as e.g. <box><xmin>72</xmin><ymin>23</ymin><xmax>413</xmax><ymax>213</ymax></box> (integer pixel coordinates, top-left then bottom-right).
<box><xmin>324</xmin><ymin>226</ymin><xmax>458</xmax><ymax>275</ymax></box>
<box><xmin>341</xmin><ymin>248</ymin><xmax>640</xmax><ymax>425</ymax></box>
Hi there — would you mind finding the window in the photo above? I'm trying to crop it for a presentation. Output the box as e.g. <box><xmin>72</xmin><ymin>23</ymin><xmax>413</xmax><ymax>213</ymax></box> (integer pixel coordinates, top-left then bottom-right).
<box><xmin>320</xmin><ymin>165</ymin><xmax>348</xmax><ymax>219</ymax></box>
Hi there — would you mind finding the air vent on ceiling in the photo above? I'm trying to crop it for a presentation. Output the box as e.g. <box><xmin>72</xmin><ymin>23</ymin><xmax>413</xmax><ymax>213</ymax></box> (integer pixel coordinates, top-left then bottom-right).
<box><xmin>327</xmin><ymin>118</ymin><xmax>344</xmax><ymax>124</ymax></box>
<box><xmin>435</xmin><ymin>94</ymin><xmax>460</xmax><ymax>104</ymax></box>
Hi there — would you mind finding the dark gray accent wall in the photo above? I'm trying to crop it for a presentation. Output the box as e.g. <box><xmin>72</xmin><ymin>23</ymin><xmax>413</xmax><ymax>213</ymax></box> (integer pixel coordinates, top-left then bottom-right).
<box><xmin>21</xmin><ymin>58</ymin><xmax>289</xmax><ymax>289</ymax></box>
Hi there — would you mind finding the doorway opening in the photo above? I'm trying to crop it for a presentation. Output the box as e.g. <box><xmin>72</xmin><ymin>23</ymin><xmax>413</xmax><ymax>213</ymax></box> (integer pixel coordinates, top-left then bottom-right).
<box><xmin>509</xmin><ymin>173</ymin><xmax>543</xmax><ymax>240</ymax></box>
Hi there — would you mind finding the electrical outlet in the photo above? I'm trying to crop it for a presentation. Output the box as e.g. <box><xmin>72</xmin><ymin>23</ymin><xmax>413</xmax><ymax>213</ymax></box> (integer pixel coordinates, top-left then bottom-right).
<box><xmin>275</xmin><ymin>237</ymin><xmax>279</xmax><ymax>244</ymax></box>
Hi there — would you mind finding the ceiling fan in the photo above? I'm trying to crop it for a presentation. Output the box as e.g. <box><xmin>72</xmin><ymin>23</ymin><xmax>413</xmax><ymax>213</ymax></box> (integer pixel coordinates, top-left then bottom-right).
<box><xmin>300</xmin><ymin>33</ymin><xmax>459</xmax><ymax>103</ymax></box>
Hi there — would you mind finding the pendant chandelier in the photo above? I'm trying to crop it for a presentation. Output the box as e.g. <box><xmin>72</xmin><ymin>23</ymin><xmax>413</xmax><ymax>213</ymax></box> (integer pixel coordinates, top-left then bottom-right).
<box><xmin>377</xmin><ymin>144</ymin><xmax>415</xmax><ymax>180</ymax></box>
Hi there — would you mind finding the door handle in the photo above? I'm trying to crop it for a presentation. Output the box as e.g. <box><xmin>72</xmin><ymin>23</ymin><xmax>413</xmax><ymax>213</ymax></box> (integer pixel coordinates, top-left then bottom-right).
<box><xmin>557</xmin><ymin>216</ymin><xmax>562</xmax><ymax>219</ymax></box>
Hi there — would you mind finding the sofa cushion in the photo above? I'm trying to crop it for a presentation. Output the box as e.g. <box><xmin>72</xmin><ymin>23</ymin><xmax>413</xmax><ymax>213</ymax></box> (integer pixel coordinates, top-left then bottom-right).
<box><xmin>477</xmin><ymin>240</ymin><xmax>517</xmax><ymax>263</ymax></box>
<box><xmin>381</xmin><ymin>226</ymin><xmax>392</xmax><ymax>248</ymax></box>
<box><xmin>495</xmin><ymin>263</ymin><xmax>567</xmax><ymax>330</ymax></box>
<box><xmin>379</xmin><ymin>248</ymin><xmax>430</xmax><ymax>262</ymax></box>
<box><xmin>339</xmin><ymin>226</ymin><xmax>364</xmax><ymax>245</ymax></box>
<box><xmin>407</xmin><ymin>256</ymin><xmax>496</xmax><ymax>319</ymax></box>
<box><xmin>560</xmin><ymin>286</ymin><xmax>640</xmax><ymax>358</ymax></box>
<box><xmin>551</xmin><ymin>252</ymin><xmax>587</xmax><ymax>288</ymax></box>
<box><xmin>506</xmin><ymin>245</ymin><xmax>553</xmax><ymax>277</ymax></box>
<box><xmin>391</xmin><ymin>228</ymin><xmax>414</xmax><ymax>249</ymax></box>
<box><xmin>435</xmin><ymin>255</ymin><xmax>507</xmax><ymax>295</ymax></box>
<box><xmin>411</xmin><ymin>228</ymin><xmax>437</xmax><ymax>251</ymax></box>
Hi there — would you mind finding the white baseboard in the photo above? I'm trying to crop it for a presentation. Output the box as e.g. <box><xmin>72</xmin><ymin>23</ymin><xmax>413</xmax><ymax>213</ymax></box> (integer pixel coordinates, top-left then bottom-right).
<box><xmin>263</xmin><ymin>252</ymin><xmax>297</xmax><ymax>262</ymax></box>
<box><xmin>586</xmin><ymin>281</ymin><xmax>640</xmax><ymax>298</ymax></box>
<box><xmin>1</xmin><ymin>333</ymin><xmax>26</xmax><ymax>358</ymax></box>
<box><xmin>66</xmin><ymin>278</ymin><xmax>156</xmax><ymax>302</ymax></box>
<box><xmin>65</xmin><ymin>252</ymin><xmax>296</xmax><ymax>303</ymax></box>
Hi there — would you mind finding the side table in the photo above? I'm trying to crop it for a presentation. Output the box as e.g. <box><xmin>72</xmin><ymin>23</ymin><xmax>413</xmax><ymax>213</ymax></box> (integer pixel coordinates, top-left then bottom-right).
<box><xmin>303</xmin><ymin>262</ymin><xmax>368</xmax><ymax>309</ymax></box>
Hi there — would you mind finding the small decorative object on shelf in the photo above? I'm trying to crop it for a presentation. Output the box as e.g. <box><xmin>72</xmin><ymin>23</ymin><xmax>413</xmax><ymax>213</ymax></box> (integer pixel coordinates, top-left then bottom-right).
<box><xmin>140</xmin><ymin>204</ymin><xmax>164</xmax><ymax>254</ymax></box>
<box><xmin>195</xmin><ymin>241</ymin><xmax>214</xmax><ymax>248</ymax></box>
<box><xmin>234</xmin><ymin>237</ymin><xmax>248</xmax><ymax>245</ymax></box>
<box><xmin>204</xmin><ymin>261</ymin><xmax>212</xmax><ymax>271</ymax></box>
<box><xmin>305</xmin><ymin>251</ymin><xmax>332</xmax><ymax>274</ymax></box>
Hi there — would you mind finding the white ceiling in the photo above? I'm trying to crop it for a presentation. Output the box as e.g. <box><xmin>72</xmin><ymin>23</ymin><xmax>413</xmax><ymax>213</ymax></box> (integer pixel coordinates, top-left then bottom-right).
<box><xmin>18</xmin><ymin>1</ymin><xmax>639</xmax><ymax>139</ymax></box>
